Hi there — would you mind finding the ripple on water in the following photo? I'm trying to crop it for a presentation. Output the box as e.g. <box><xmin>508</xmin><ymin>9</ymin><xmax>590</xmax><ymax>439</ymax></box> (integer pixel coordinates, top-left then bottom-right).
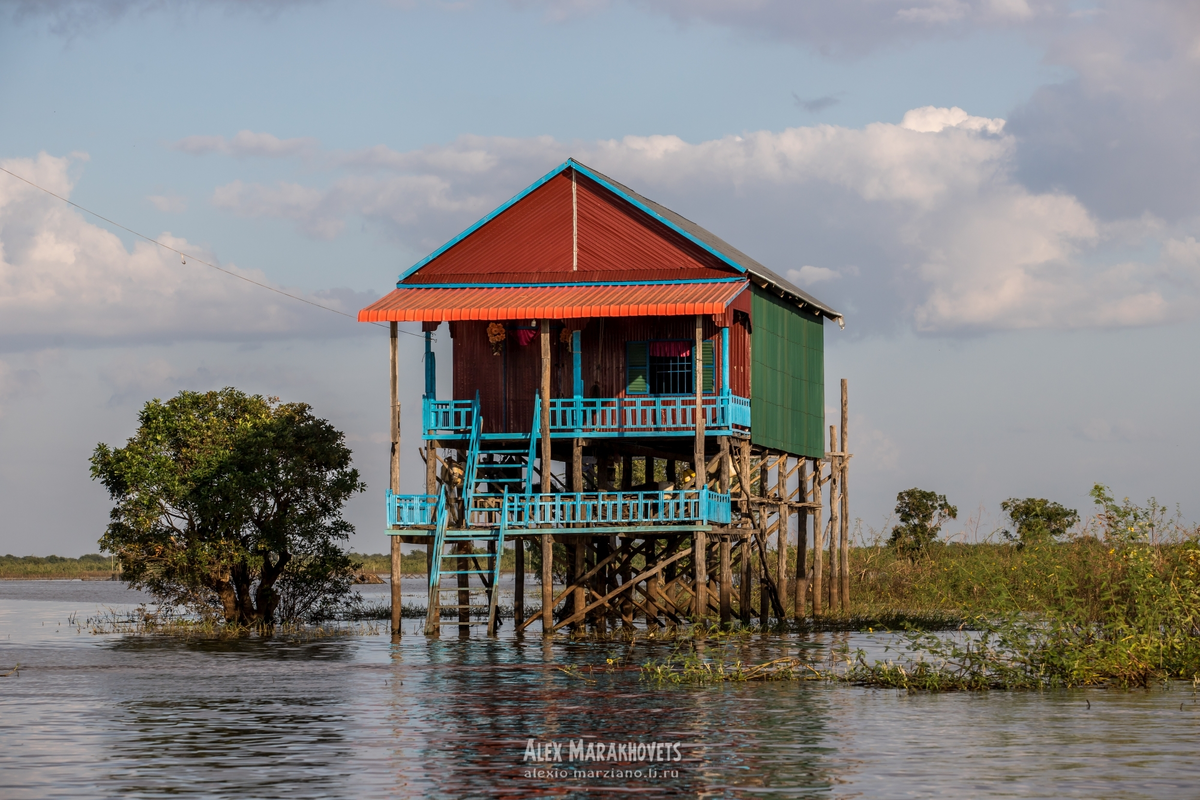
<box><xmin>1</xmin><ymin>581</ymin><xmax>1198</xmax><ymax>798</ymax></box>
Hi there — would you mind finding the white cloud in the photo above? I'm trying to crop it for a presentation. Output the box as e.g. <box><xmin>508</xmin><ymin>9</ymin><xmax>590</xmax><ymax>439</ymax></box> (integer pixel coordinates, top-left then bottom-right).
<box><xmin>148</xmin><ymin>193</ymin><xmax>187</xmax><ymax>213</ymax></box>
<box><xmin>193</xmin><ymin>104</ymin><xmax>1200</xmax><ymax>334</ymax></box>
<box><xmin>0</xmin><ymin>152</ymin><xmax>375</xmax><ymax>351</ymax></box>
<box><xmin>790</xmin><ymin>265</ymin><xmax>841</xmax><ymax>285</ymax></box>
<box><xmin>900</xmin><ymin>106</ymin><xmax>1005</xmax><ymax>134</ymax></box>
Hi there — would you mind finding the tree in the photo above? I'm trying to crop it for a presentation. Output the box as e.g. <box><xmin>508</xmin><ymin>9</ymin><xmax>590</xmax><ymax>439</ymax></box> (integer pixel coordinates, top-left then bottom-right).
<box><xmin>1000</xmin><ymin>497</ymin><xmax>1079</xmax><ymax>548</ymax></box>
<box><xmin>888</xmin><ymin>488</ymin><xmax>957</xmax><ymax>555</ymax></box>
<box><xmin>90</xmin><ymin>388</ymin><xmax>365</xmax><ymax>625</ymax></box>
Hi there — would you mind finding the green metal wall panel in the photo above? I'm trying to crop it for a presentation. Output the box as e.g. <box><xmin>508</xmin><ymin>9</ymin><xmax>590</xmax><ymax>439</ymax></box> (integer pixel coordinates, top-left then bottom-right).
<box><xmin>750</xmin><ymin>286</ymin><xmax>825</xmax><ymax>457</ymax></box>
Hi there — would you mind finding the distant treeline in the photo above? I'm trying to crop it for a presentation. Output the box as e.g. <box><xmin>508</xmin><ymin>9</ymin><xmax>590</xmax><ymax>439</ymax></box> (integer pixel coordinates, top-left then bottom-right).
<box><xmin>354</xmin><ymin>549</ymin><xmax>519</xmax><ymax>576</ymax></box>
<box><xmin>0</xmin><ymin>553</ymin><xmax>118</xmax><ymax>579</ymax></box>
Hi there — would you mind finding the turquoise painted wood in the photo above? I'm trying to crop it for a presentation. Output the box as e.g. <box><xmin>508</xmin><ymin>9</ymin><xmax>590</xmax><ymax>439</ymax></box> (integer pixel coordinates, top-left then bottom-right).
<box><xmin>424</xmin><ymin>394</ymin><xmax>750</xmax><ymax>439</ymax></box>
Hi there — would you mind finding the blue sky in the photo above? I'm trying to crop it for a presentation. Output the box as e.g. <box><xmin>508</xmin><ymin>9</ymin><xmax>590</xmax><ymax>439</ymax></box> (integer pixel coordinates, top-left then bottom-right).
<box><xmin>2</xmin><ymin>0</ymin><xmax>1197</xmax><ymax>555</ymax></box>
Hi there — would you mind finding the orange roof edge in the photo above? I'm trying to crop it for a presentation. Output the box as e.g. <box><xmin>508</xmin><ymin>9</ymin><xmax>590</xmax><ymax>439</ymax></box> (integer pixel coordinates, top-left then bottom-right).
<box><xmin>356</xmin><ymin>281</ymin><xmax>748</xmax><ymax>323</ymax></box>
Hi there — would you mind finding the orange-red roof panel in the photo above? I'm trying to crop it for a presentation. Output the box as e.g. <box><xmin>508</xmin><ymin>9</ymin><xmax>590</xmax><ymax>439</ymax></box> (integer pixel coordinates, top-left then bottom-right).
<box><xmin>357</xmin><ymin>281</ymin><xmax>749</xmax><ymax>323</ymax></box>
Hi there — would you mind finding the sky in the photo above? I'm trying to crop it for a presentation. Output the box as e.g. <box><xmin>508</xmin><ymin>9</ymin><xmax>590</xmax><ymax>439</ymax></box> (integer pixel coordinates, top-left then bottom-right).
<box><xmin>1</xmin><ymin>0</ymin><xmax>1198</xmax><ymax>556</ymax></box>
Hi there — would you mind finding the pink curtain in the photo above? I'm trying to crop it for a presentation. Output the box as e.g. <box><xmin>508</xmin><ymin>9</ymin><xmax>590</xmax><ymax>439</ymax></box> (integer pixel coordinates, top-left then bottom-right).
<box><xmin>650</xmin><ymin>340</ymin><xmax>692</xmax><ymax>358</ymax></box>
<box><xmin>513</xmin><ymin>328</ymin><xmax>538</xmax><ymax>347</ymax></box>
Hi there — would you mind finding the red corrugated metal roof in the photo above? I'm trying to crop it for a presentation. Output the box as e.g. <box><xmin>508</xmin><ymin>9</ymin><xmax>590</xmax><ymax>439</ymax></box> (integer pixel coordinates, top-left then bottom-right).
<box><xmin>358</xmin><ymin>281</ymin><xmax>749</xmax><ymax>322</ymax></box>
<box><xmin>400</xmin><ymin>171</ymin><xmax>739</xmax><ymax>286</ymax></box>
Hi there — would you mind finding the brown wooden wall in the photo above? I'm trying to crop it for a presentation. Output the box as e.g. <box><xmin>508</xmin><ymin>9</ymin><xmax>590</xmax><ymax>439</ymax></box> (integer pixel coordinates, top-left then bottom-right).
<box><xmin>450</xmin><ymin>315</ymin><xmax>751</xmax><ymax>435</ymax></box>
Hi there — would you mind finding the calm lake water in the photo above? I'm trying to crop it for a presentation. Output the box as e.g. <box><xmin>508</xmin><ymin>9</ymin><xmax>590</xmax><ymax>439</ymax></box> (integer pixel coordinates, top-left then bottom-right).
<box><xmin>2</xmin><ymin>580</ymin><xmax>1198</xmax><ymax>799</ymax></box>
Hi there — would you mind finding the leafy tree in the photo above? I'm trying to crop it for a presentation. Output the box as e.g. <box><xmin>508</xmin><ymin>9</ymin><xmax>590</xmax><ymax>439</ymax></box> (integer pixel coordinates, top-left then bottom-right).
<box><xmin>888</xmin><ymin>488</ymin><xmax>957</xmax><ymax>555</ymax></box>
<box><xmin>1000</xmin><ymin>497</ymin><xmax>1079</xmax><ymax>547</ymax></box>
<box><xmin>90</xmin><ymin>388</ymin><xmax>365</xmax><ymax>625</ymax></box>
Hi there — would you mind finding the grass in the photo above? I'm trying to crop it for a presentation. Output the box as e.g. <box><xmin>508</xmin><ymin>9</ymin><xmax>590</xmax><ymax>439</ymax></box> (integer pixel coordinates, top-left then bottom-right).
<box><xmin>641</xmin><ymin>506</ymin><xmax>1200</xmax><ymax>690</ymax></box>
<box><xmin>0</xmin><ymin>553</ymin><xmax>118</xmax><ymax>580</ymax></box>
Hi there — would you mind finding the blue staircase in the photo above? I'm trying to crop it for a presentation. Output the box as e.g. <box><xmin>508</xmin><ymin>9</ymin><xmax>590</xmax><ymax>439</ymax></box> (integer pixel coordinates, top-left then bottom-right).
<box><xmin>424</xmin><ymin>399</ymin><xmax>518</xmax><ymax>636</ymax></box>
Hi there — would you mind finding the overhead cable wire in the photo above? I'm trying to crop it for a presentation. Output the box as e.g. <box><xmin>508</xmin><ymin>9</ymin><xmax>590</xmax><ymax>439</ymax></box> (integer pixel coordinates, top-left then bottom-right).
<box><xmin>0</xmin><ymin>165</ymin><xmax>423</xmax><ymax>338</ymax></box>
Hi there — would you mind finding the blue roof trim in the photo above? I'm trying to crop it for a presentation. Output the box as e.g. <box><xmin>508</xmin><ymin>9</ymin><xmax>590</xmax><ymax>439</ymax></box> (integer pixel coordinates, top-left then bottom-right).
<box><xmin>395</xmin><ymin>277</ymin><xmax>747</xmax><ymax>290</ymax></box>
<box><xmin>395</xmin><ymin>160</ymin><xmax>573</xmax><ymax>286</ymax></box>
<box><xmin>566</xmin><ymin>159</ymin><xmax>748</xmax><ymax>275</ymax></box>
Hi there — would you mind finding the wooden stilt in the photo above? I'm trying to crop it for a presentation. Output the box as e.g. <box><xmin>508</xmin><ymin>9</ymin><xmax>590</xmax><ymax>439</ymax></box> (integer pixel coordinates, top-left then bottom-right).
<box><xmin>813</xmin><ymin>458</ymin><xmax>825</xmax><ymax>618</ymax></box>
<box><xmin>776</xmin><ymin>454</ymin><xmax>789</xmax><ymax>621</ymax></box>
<box><xmin>827</xmin><ymin>426</ymin><xmax>839</xmax><ymax>614</ymax></box>
<box><xmin>693</xmin><ymin>530</ymin><xmax>707</xmax><ymax>621</ymax></box>
<box><xmin>739</xmin><ymin>533</ymin><xmax>752</xmax><ymax>623</ymax></box>
<box><xmin>840</xmin><ymin>378</ymin><xmax>850</xmax><ymax>610</ymax></box>
<box><xmin>693</xmin><ymin>315</ymin><xmax>707</xmax><ymax>490</ymax></box>
<box><xmin>572</xmin><ymin>438</ymin><xmax>585</xmax><ymax>631</ymax></box>
<box><xmin>795</xmin><ymin>458</ymin><xmax>809</xmax><ymax>618</ymax></box>
<box><xmin>424</xmin><ymin>440</ymin><xmax>440</xmax><ymax>633</ymax></box>
<box><xmin>719</xmin><ymin>536</ymin><xmax>732</xmax><ymax>625</ymax></box>
<box><xmin>514</xmin><ymin>537</ymin><xmax>524</xmax><ymax>627</ymax></box>
<box><xmin>540</xmin><ymin>320</ymin><xmax>553</xmax><ymax>634</ymax></box>
<box><xmin>389</xmin><ymin>322</ymin><xmax>402</xmax><ymax>636</ymax></box>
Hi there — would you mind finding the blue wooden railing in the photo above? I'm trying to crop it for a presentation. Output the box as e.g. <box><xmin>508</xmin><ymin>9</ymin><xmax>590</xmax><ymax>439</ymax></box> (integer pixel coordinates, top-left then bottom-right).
<box><xmin>391</xmin><ymin>487</ymin><xmax>731</xmax><ymax>530</ymax></box>
<box><xmin>424</xmin><ymin>394</ymin><xmax>749</xmax><ymax>437</ymax></box>
<box><xmin>502</xmin><ymin>488</ymin><xmax>730</xmax><ymax>529</ymax></box>
<box><xmin>387</xmin><ymin>491</ymin><xmax>438</xmax><ymax>527</ymax></box>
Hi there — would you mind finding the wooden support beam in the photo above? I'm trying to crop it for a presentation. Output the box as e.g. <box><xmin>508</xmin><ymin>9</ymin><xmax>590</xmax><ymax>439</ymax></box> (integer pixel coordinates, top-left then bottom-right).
<box><xmin>796</xmin><ymin>459</ymin><xmax>809</xmax><ymax>618</ymax></box>
<box><xmin>540</xmin><ymin>320</ymin><xmax>553</xmax><ymax>634</ymax></box>
<box><xmin>552</xmin><ymin>545</ymin><xmax>694</xmax><ymax>632</ymax></box>
<box><xmin>812</xmin><ymin>459</ymin><xmax>825</xmax><ymax>617</ymax></box>
<box><xmin>424</xmin><ymin>440</ymin><xmax>440</xmax><ymax>634</ymax></box>
<box><xmin>693</xmin><ymin>530</ymin><xmax>708</xmax><ymax>620</ymax></box>
<box><xmin>737</xmin><ymin>439</ymin><xmax>751</xmax><ymax>515</ymax></box>
<box><xmin>571</xmin><ymin>439</ymin><xmax>585</xmax><ymax>630</ymax></box>
<box><xmin>738</xmin><ymin>534</ymin><xmax>752</xmax><ymax>623</ymax></box>
<box><xmin>840</xmin><ymin>378</ymin><xmax>851</xmax><ymax>610</ymax></box>
<box><xmin>693</xmin><ymin>315</ymin><xmax>707</xmax><ymax>490</ymax></box>
<box><xmin>389</xmin><ymin>322</ymin><xmax>402</xmax><ymax>636</ymax></box>
<box><xmin>828</xmin><ymin>425</ymin><xmax>840</xmax><ymax>614</ymax></box>
<box><xmin>719</xmin><ymin>536</ymin><xmax>732</xmax><ymax>625</ymax></box>
<box><xmin>776</xmin><ymin>454</ymin><xmax>790</xmax><ymax>621</ymax></box>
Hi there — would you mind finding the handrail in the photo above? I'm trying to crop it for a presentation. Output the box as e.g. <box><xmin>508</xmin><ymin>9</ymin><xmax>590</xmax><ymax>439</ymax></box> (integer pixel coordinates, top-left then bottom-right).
<box><xmin>461</xmin><ymin>393</ymin><xmax>482</xmax><ymax>510</ymax></box>
<box><xmin>423</xmin><ymin>393</ymin><xmax>749</xmax><ymax>437</ymax></box>
<box><xmin>424</xmin><ymin>486</ymin><xmax>449</xmax><ymax>633</ymax></box>
<box><xmin>387</xmin><ymin>491</ymin><xmax>438</xmax><ymax>527</ymax></box>
<box><xmin>527</xmin><ymin>392</ymin><xmax>540</xmax><ymax>497</ymax></box>
<box><xmin>502</xmin><ymin>489</ymin><xmax>731</xmax><ymax>529</ymax></box>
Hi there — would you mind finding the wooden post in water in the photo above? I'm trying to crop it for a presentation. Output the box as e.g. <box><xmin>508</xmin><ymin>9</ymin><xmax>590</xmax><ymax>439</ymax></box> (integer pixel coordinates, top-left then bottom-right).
<box><xmin>389</xmin><ymin>322</ymin><xmax>403</xmax><ymax>636</ymax></box>
<box><xmin>540</xmin><ymin>320</ymin><xmax>553</xmax><ymax>634</ymax></box>
<box><xmin>827</xmin><ymin>426</ymin><xmax>840</xmax><ymax>614</ymax></box>
<box><xmin>759</xmin><ymin>452</ymin><xmax>770</xmax><ymax>624</ymax></box>
<box><xmin>692</xmin><ymin>315</ymin><xmax>707</xmax><ymax>621</ymax></box>
<box><xmin>719</xmin><ymin>436</ymin><xmax>733</xmax><ymax>625</ymax></box>
<box><xmin>719</xmin><ymin>535</ymin><xmax>732</xmax><ymax>625</ymax></box>
<box><xmin>457</xmin><ymin>447</ymin><xmax>470</xmax><ymax>632</ymax></box>
<box><xmin>739</xmin><ymin>532</ymin><xmax>752</xmax><ymax>623</ymax></box>
<box><xmin>776</xmin><ymin>454</ymin><xmax>789</xmax><ymax>620</ymax></box>
<box><xmin>840</xmin><ymin>379</ymin><xmax>850</xmax><ymax>610</ymax></box>
<box><xmin>796</xmin><ymin>458</ymin><xmax>809</xmax><ymax>618</ymax></box>
<box><xmin>813</xmin><ymin>456</ymin><xmax>825</xmax><ymax>618</ymax></box>
<box><xmin>572</xmin><ymin>438</ymin><xmax>585</xmax><ymax>631</ymax></box>
<box><xmin>425</xmin><ymin>439</ymin><xmax>440</xmax><ymax>631</ymax></box>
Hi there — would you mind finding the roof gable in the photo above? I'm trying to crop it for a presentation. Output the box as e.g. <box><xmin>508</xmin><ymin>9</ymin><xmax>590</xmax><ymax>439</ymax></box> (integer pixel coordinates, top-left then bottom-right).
<box><xmin>398</xmin><ymin>158</ymin><xmax>840</xmax><ymax>321</ymax></box>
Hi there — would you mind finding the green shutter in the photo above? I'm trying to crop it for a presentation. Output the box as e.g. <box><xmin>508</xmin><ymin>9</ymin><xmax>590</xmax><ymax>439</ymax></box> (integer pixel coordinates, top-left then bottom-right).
<box><xmin>626</xmin><ymin>341</ymin><xmax>648</xmax><ymax>394</ymax></box>
<box><xmin>702</xmin><ymin>341</ymin><xmax>715</xmax><ymax>393</ymax></box>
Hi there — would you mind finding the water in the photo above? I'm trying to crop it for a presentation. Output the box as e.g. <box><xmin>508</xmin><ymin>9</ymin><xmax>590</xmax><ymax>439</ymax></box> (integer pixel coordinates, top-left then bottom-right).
<box><xmin>2</xmin><ymin>581</ymin><xmax>1199</xmax><ymax>798</ymax></box>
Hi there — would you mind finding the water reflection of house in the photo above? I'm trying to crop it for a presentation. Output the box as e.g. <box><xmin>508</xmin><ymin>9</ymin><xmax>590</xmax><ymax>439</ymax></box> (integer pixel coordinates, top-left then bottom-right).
<box><xmin>359</xmin><ymin>158</ymin><xmax>850</xmax><ymax>635</ymax></box>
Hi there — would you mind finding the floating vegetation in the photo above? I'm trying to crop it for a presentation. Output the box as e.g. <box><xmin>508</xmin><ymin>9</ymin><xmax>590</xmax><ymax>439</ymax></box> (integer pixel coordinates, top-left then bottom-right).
<box><xmin>1</xmin><ymin>663</ymin><xmax>19</xmax><ymax>678</ymax></box>
<box><xmin>80</xmin><ymin>604</ymin><xmax>382</xmax><ymax>640</ymax></box>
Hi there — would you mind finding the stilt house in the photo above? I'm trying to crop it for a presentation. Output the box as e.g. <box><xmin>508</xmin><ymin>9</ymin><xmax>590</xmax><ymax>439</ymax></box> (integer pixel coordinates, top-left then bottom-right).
<box><xmin>359</xmin><ymin>158</ymin><xmax>847</xmax><ymax>635</ymax></box>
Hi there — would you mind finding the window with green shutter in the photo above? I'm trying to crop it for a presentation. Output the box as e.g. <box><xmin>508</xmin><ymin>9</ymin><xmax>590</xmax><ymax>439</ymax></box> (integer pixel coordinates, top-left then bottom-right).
<box><xmin>627</xmin><ymin>339</ymin><xmax>716</xmax><ymax>395</ymax></box>
<box><xmin>626</xmin><ymin>341</ymin><xmax>648</xmax><ymax>394</ymax></box>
